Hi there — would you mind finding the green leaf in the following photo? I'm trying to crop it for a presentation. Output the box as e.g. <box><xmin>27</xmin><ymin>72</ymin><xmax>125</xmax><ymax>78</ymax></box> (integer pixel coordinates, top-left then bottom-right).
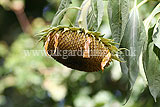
<box><xmin>51</xmin><ymin>0</ymin><xmax>72</xmax><ymax>26</ymax></box>
<box><xmin>51</xmin><ymin>7</ymin><xmax>81</xmax><ymax>27</ymax></box>
<box><xmin>55</xmin><ymin>0</ymin><xmax>72</xmax><ymax>15</ymax></box>
<box><xmin>78</xmin><ymin>0</ymin><xmax>92</xmax><ymax>30</ymax></box>
<box><xmin>97</xmin><ymin>0</ymin><xmax>104</xmax><ymax>30</ymax></box>
<box><xmin>143</xmin><ymin>18</ymin><xmax>160</xmax><ymax>102</ymax></box>
<box><xmin>153</xmin><ymin>45</ymin><xmax>160</xmax><ymax>61</ymax></box>
<box><xmin>148</xmin><ymin>26</ymin><xmax>155</xmax><ymax>44</ymax></box>
<box><xmin>87</xmin><ymin>0</ymin><xmax>97</xmax><ymax>31</ymax></box>
<box><xmin>108</xmin><ymin>0</ymin><xmax>129</xmax><ymax>44</ymax></box>
<box><xmin>86</xmin><ymin>0</ymin><xmax>96</xmax><ymax>30</ymax></box>
<box><xmin>153</xmin><ymin>19</ymin><xmax>160</xmax><ymax>49</ymax></box>
<box><xmin>142</xmin><ymin>26</ymin><xmax>155</xmax><ymax>52</ymax></box>
<box><xmin>87</xmin><ymin>0</ymin><xmax>104</xmax><ymax>31</ymax></box>
<box><xmin>87</xmin><ymin>8</ymin><xmax>97</xmax><ymax>30</ymax></box>
<box><xmin>120</xmin><ymin>7</ymin><xmax>146</xmax><ymax>88</ymax></box>
<box><xmin>144</xmin><ymin>3</ymin><xmax>160</xmax><ymax>31</ymax></box>
<box><xmin>76</xmin><ymin>0</ymin><xmax>104</xmax><ymax>31</ymax></box>
<box><xmin>143</xmin><ymin>43</ymin><xmax>160</xmax><ymax>102</ymax></box>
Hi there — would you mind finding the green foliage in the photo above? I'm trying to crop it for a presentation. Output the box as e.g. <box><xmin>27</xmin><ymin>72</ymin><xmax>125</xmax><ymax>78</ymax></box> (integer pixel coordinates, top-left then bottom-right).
<box><xmin>108</xmin><ymin>0</ymin><xmax>129</xmax><ymax>44</ymax></box>
<box><xmin>153</xmin><ymin>19</ymin><xmax>160</xmax><ymax>49</ymax></box>
<box><xmin>142</xmin><ymin>3</ymin><xmax>160</xmax><ymax>102</ymax></box>
<box><xmin>143</xmin><ymin>17</ymin><xmax>160</xmax><ymax>102</ymax></box>
<box><xmin>144</xmin><ymin>3</ymin><xmax>160</xmax><ymax>31</ymax></box>
<box><xmin>107</xmin><ymin>0</ymin><xmax>160</xmax><ymax>102</ymax></box>
<box><xmin>51</xmin><ymin>0</ymin><xmax>75</xmax><ymax>26</ymax></box>
<box><xmin>56</xmin><ymin>0</ymin><xmax>72</xmax><ymax>15</ymax></box>
<box><xmin>76</xmin><ymin>0</ymin><xmax>104</xmax><ymax>31</ymax></box>
<box><xmin>78</xmin><ymin>0</ymin><xmax>91</xmax><ymax>30</ymax></box>
<box><xmin>91</xmin><ymin>0</ymin><xmax>104</xmax><ymax>31</ymax></box>
<box><xmin>143</xmin><ymin>42</ymin><xmax>160</xmax><ymax>102</ymax></box>
<box><xmin>0</xmin><ymin>0</ymin><xmax>160</xmax><ymax>106</ymax></box>
<box><xmin>120</xmin><ymin>7</ymin><xmax>146</xmax><ymax>88</ymax></box>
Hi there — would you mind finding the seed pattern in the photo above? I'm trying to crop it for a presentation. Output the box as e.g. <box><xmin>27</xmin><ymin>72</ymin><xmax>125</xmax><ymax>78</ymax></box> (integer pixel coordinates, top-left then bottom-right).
<box><xmin>44</xmin><ymin>26</ymin><xmax>118</xmax><ymax>72</ymax></box>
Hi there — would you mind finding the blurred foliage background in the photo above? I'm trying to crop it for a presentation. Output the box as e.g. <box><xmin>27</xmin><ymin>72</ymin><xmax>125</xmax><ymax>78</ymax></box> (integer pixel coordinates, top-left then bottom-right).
<box><xmin>0</xmin><ymin>0</ymin><xmax>160</xmax><ymax>107</ymax></box>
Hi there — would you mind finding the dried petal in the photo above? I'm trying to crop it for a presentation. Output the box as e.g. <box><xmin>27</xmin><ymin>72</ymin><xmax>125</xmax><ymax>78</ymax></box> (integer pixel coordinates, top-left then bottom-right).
<box><xmin>54</xmin><ymin>33</ymin><xmax>59</xmax><ymax>54</ymax></box>
<box><xmin>83</xmin><ymin>36</ymin><xmax>91</xmax><ymax>58</ymax></box>
<box><xmin>45</xmin><ymin>36</ymin><xmax>50</xmax><ymax>56</ymax></box>
<box><xmin>101</xmin><ymin>51</ymin><xmax>111</xmax><ymax>71</ymax></box>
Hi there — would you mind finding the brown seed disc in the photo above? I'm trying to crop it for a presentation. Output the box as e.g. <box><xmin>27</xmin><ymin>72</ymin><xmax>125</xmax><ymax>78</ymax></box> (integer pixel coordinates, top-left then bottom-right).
<box><xmin>45</xmin><ymin>28</ymin><xmax>112</xmax><ymax>72</ymax></box>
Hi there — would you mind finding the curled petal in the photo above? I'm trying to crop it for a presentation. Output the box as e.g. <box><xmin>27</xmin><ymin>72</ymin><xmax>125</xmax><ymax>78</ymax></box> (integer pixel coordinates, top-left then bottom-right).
<box><xmin>45</xmin><ymin>36</ymin><xmax>50</xmax><ymax>56</ymax></box>
<box><xmin>54</xmin><ymin>33</ymin><xmax>60</xmax><ymax>54</ymax></box>
<box><xmin>83</xmin><ymin>36</ymin><xmax>91</xmax><ymax>58</ymax></box>
<box><xmin>101</xmin><ymin>51</ymin><xmax>111</xmax><ymax>71</ymax></box>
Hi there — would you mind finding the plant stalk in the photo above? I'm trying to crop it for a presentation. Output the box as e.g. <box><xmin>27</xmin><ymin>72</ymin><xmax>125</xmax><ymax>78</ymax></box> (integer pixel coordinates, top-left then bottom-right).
<box><xmin>137</xmin><ymin>0</ymin><xmax>148</xmax><ymax>9</ymax></box>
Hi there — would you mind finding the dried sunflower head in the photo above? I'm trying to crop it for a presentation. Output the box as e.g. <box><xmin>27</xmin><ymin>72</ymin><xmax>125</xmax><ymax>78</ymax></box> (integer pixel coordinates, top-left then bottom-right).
<box><xmin>39</xmin><ymin>26</ymin><xmax>121</xmax><ymax>72</ymax></box>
